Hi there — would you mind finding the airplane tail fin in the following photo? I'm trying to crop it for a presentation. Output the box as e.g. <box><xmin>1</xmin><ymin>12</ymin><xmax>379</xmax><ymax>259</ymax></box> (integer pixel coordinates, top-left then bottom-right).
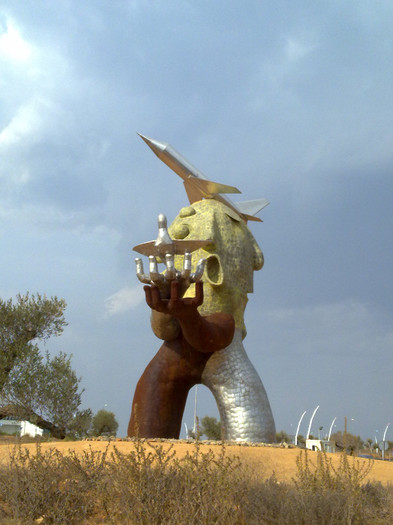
<box><xmin>183</xmin><ymin>181</ymin><xmax>202</xmax><ymax>204</ymax></box>
<box><xmin>190</xmin><ymin>177</ymin><xmax>241</xmax><ymax>195</ymax></box>
<box><xmin>236</xmin><ymin>198</ymin><xmax>270</xmax><ymax>220</ymax></box>
<box><xmin>242</xmin><ymin>214</ymin><xmax>263</xmax><ymax>223</ymax></box>
<box><xmin>184</xmin><ymin>177</ymin><xmax>240</xmax><ymax>204</ymax></box>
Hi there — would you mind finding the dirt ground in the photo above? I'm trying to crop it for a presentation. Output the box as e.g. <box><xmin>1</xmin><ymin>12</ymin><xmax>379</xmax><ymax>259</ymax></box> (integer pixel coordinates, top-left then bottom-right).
<box><xmin>0</xmin><ymin>438</ymin><xmax>392</xmax><ymax>484</ymax></box>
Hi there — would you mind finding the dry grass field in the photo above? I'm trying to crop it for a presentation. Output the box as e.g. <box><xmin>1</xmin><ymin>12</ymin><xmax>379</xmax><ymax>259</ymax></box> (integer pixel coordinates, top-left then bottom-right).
<box><xmin>0</xmin><ymin>437</ymin><xmax>392</xmax><ymax>484</ymax></box>
<box><xmin>1</xmin><ymin>436</ymin><xmax>393</xmax><ymax>523</ymax></box>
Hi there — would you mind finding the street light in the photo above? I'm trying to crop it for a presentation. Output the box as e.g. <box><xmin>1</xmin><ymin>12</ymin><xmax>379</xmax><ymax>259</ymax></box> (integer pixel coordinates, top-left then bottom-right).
<box><xmin>383</xmin><ymin>423</ymin><xmax>390</xmax><ymax>442</ymax></box>
<box><xmin>295</xmin><ymin>411</ymin><xmax>307</xmax><ymax>446</ymax></box>
<box><xmin>328</xmin><ymin>417</ymin><xmax>337</xmax><ymax>440</ymax></box>
<box><xmin>306</xmin><ymin>405</ymin><xmax>320</xmax><ymax>440</ymax></box>
<box><xmin>382</xmin><ymin>423</ymin><xmax>390</xmax><ymax>460</ymax></box>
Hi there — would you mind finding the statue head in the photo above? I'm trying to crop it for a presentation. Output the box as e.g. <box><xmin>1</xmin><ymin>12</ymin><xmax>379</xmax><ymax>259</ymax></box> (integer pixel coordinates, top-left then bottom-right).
<box><xmin>169</xmin><ymin>199</ymin><xmax>263</xmax><ymax>337</ymax></box>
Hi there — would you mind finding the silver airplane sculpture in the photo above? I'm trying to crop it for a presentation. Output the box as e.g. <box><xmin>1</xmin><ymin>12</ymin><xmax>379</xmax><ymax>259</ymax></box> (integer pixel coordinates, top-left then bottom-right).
<box><xmin>134</xmin><ymin>214</ymin><xmax>208</xmax><ymax>287</ymax></box>
<box><xmin>133</xmin><ymin>213</ymin><xmax>212</xmax><ymax>258</ymax></box>
<box><xmin>138</xmin><ymin>133</ymin><xmax>269</xmax><ymax>223</ymax></box>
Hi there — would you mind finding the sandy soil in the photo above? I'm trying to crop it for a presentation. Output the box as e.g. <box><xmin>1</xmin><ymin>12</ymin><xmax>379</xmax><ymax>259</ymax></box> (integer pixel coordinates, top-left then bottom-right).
<box><xmin>0</xmin><ymin>438</ymin><xmax>392</xmax><ymax>485</ymax></box>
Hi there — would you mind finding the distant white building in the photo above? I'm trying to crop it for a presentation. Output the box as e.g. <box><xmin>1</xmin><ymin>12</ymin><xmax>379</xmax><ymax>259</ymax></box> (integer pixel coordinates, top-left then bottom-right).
<box><xmin>0</xmin><ymin>418</ymin><xmax>43</xmax><ymax>438</ymax></box>
<box><xmin>306</xmin><ymin>438</ymin><xmax>336</xmax><ymax>453</ymax></box>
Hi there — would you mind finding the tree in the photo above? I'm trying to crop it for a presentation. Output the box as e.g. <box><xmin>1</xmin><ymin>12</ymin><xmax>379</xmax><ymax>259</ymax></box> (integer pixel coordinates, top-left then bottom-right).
<box><xmin>200</xmin><ymin>416</ymin><xmax>222</xmax><ymax>440</ymax></box>
<box><xmin>366</xmin><ymin>438</ymin><xmax>374</xmax><ymax>450</ymax></box>
<box><xmin>68</xmin><ymin>408</ymin><xmax>93</xmax><ymax>438</ymax></box>
<box><xmin>276</xmin><ymin>430</ymin><xmax>291</xmax><ymax>443</ymax></box>
<box><xmin>1</xmin><ymin>348</ymin><xmax>87</xmax><ymax>438</ymax></box>
<box><xmin>92</xmin><ymin>410</ymin><xmax>119</xmax><ymax>436</ymax></box>
<box><xmin>331</xmin><ymin>431</ymin><xmax>364</xmax><ymax>453</ymax></box>
<box><xmin>0</xmin><ymin>293</ymin><xmax>67</xmax><ymax>389</ymax></box>
<box><xmin>0</xmin><ymin>293</ymin><xmax>88</xmax><ymax>439</ymax></box>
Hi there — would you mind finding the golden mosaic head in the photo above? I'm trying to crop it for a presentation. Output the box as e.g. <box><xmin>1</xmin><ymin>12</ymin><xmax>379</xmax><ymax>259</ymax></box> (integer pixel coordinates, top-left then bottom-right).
<box><xmin>169</xmin><ymin>199</ymin><xmax>263</xmax><ymax>337</ymax></box>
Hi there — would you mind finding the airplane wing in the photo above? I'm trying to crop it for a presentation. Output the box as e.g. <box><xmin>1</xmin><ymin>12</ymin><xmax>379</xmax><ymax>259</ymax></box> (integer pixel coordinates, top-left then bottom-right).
<box><xmin>175</xmin><ymin>239</ymin><xmax>213</xmax><ymax>253</ymax></box>
<box><xmin>133</xmin><ymin>241</ymin><xmax>157</xmax><ymax>257</ymax></box>
<box><xmin>190</xmin><ymin>177</ymin><xmax>241</xmax><ymax>195</ymax></box>
<box><xmin>236</xmin><ymin>199</ymin><xmax>270</xmax><ymax>217</ymax></box>
<box><xmin>241</xmin><ymin>213</ymin><xmax>263</xmax><ymax>223</ymax></box>
<box><xmin>183</xmin><ymin>181</ymin><xmax>202</xmax><ymax>204</ymax></box>
<box><xmin>184</xmin><ymin>177</ymin><xmax>241</xmax><ymax>204</ymax></box>
<box><xmin>133</xmin><ymin>239</ymin><xmax>212</xmax><ymax>257</ymax></box>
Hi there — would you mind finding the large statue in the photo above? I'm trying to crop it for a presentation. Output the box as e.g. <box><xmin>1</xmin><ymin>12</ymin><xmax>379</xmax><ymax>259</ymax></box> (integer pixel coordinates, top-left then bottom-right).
<box><xmin>128</xmin><ymin>135</ymin><xmax>276</xmax><ymax>442</ymax></box>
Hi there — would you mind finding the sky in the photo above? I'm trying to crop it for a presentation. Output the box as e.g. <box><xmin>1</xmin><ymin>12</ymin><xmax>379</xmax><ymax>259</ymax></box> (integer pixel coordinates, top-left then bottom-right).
<box><xmin>1</xmin><ymin>0</ymin><xmax>392</xmax><ymax>442</ymax></box>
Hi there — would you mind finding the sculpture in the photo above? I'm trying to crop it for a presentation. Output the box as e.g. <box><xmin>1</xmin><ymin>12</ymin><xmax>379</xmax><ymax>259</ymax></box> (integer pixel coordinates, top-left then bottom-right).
<box><xmin>128</xmin><ymin>200</ymin><xmax>275</xmax><ymax>442</ymax></box>
<box><xmin>128</xmin><ymin>134</ymin><xmax>275</xmax><ymax>442</ymax></box>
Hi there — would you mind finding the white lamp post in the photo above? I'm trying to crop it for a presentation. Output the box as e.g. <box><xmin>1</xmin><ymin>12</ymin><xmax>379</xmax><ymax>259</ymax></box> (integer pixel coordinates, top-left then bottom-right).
<box><xmin>328</xmin><ymin>417</ymin><xmax>337</xmax><ymax>440</ymax></box>
<box><xmin>306</xmin><ymin>405</ymin><xmax>320</xmax><ymax>440</ymax></box>
<box><xmin>382</xmin><ymin>423</ymin><xmax>390</xmax><ymax>460</ymax></box>
<box><xmin>295</xmin><ymin>410</ymin><xmax>306</xmax><ymax>446</ymax></box>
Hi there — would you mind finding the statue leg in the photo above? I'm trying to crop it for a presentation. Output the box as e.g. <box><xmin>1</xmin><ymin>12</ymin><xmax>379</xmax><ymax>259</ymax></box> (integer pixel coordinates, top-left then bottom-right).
<box><xmin>128</xmin><ymin>338</ymin><xmax>211</xmax><ymax>438</ymax></box>
<box><xmin>201</xmin><ymin>329</ymin><xmax>276</xmax><ymax>443</ymax></box>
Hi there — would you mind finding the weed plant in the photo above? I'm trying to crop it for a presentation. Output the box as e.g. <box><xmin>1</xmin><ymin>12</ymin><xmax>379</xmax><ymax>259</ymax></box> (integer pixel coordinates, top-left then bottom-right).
<box><xmin>103</xmin><ymin>439</ymin><xmax>247</xmax><ymax>524</ymax></box>
<box><xmin>0</xmin><ymin>442</ymin><xmax>392</xmax><ymax>524</ymax></box>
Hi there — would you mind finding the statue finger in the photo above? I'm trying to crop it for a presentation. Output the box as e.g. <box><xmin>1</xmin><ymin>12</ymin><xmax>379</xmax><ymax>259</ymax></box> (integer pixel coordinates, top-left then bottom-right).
<box><xmin>164</xmin><ymin>253</ymin><xmax>176</xmax><ymax>281</ymax></box>
<box><xmin>135</xmin><ymin>258</ymin><xmax>151</xmax><ymax>284</ymax></box>
<box><xmin>149</xmin><ymin>285</ymin><xmax>164</xmax><ymax>310</ymax></box>
<box><xmin>169</xmin><ymin>279</ymin><xmax>180</xmax><ymax>303</ymax></box>
<box><xmin>190</xmin><ymin>258</ymin><xmax>206</xmax><ymax>282</ymax></box>
<box><xmin>149</xmin><ymin>256</ymin><xmax>164</xmax><ymax>285</ymax></box>
<box><xmin>143</xmin><ymin>285</ymin><xmax>153</xmax><ymax>308</ymax></box>
<box><xmin>194</xmin><ymin>280</ymin><xmax>204</xmax><ymax>306</ymax></box>
<box><xmin>180</xmin><ymin>252</ymin><xmax>191</xmax><ymax>280</ymax></box>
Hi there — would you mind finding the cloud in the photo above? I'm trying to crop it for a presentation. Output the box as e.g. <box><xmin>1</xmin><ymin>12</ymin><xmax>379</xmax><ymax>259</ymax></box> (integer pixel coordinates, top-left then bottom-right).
<box><xmin>104</xmin><ymin>286</ymin><xmax>144</xmax><ymax>317</ymax></box>
<box><xmin>0</xmin><ymin>99</ymin><xmax>42</xmax><ymax>148</ymax></box>
<box><xmin>0</xmin><ymin>17</ymin><xmax>32</xmax><ymax>61</ymax></box>
<box><xmin>285</xmin><ymin>37</ymin><xmax>316</xmax><ymax>62</ymax></box>
<box><xmin>248</xmin><ymin>298</ymin><xmax>392</xmax><ymax>372</ymax></box>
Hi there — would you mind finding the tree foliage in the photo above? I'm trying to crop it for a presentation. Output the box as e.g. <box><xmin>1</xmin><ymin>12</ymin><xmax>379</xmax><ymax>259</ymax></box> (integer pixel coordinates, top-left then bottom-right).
<box><xmin>92</xmin><ymin>409</ymin><xmax>119</xmax><ymax>436</ymax></box>
<box><xmin>0</xmin><ymin>293</ymin><xmax>87</xmax><ymax>438</ymax></box>
<box><xmin>276</xmin><ymin>430</ymin><xmax>291</xmax><ymax>443</ymax></box>
<box><xmin>331</xmin><ymin>431</ymin><xmax>364</xmax><ymax>452</ymax></box>
<box><xmin>68</xmin><ymin>408</ymin><xmax>93</xmax><ymax>438</ymax></box>
<box><xmin>0</xmin><ymin>293</ymin><xmax>67</xmax><ymax>388</ymax></box>
<box><xmin>200</xmin><ymin>416</ymin><xmax>222</xmax><ymax>440</ymax></box>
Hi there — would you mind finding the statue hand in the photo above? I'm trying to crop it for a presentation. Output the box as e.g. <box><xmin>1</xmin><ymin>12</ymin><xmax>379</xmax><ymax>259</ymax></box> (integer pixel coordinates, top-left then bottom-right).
<box><xmin>144</xmin><ymin>280</ymin><xmax>203</xmax><ymax>318</ymax></box>
<box><xmin>135</xmin><ymin>252</ymin><xmax>205</xmax><ymax>299</ymax></box>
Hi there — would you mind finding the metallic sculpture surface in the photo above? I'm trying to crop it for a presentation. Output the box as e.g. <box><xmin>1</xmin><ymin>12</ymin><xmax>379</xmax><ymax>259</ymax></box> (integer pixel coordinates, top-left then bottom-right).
<box><xmin>128</xmin><ymin>200</ymin><xmax>275</xmax><ymax>442</ymax></box>
<box><xmin>128</xmin><ymin>275</ymin><xmax>235</xmax><ymax>439</ymax></box>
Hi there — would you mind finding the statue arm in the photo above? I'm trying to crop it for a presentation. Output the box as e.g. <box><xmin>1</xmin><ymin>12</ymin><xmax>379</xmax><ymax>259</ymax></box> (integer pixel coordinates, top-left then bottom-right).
<box><xmin>144</xmin><ymin>281</ymin><xmax>234</xmax><ymax>353</ymax></box>
<box><xmin>178</xmin><ymin>310</ymin><xmax>235</xmax><ymax>353</ymax></box>
<box><xmin>150</xmin><ymin>310</ymin><xmax>180</xmax><ymax>341</ymax></box>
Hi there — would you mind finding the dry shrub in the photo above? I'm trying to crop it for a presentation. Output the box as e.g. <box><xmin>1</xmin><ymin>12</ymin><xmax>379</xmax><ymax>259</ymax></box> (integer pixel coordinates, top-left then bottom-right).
<box><xmin>102</xmin><ymin>439</ymin><xmax>248</xmax><ymax>524</ymax></box>
<box><xmin>295</xmin><ymin>448</ymin><xmax>373</xmax><ymax>493</ymax></box>
<box><xmin>269</xmin><ymin>450</ymin><xmax>392</xmax><ymax>525</ymax></box>
<box><xmin>0</xmin><ymin>443</ymin><xmax>108</xmax><ymax>524</ymax></box>
<box><xmin>0</xmin><ymin>442</ymin><xmax>393</xmax><ymax>524</ymax></box>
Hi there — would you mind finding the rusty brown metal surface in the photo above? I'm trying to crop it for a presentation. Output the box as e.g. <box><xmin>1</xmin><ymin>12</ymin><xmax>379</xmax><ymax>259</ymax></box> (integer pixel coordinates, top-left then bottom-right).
<box><xmin>127</xmin><ymin>281</ymin><xmax>234</xmax><ymax>438</ymax></box>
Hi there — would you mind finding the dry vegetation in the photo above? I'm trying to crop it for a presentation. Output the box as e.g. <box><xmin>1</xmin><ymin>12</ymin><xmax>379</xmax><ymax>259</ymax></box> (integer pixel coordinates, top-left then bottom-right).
<box><xmin>0</xmin><ymin>439</ymin><xmax>392</xmax><ymax>524</ymax></box>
